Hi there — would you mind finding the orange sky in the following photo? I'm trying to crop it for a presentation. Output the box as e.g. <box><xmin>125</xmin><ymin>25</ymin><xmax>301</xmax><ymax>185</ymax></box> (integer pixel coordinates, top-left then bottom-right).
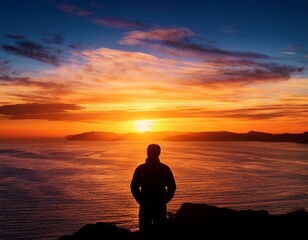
<box><xmin>1</xmin><ymin>47</ymin><xmax>308</xmax><ymax>139</ymax></box>
<box><xmin>1</xmin><ymin>1</ymin><xmax>308</xmax><ymax>139</ymax></box>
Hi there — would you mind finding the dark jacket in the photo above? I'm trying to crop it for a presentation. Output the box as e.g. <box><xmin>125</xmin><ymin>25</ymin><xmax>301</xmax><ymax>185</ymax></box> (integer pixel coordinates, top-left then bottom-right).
<box><xmin>131</xmin><ymin>157</ymin><xmax>176</xmax><ymax>206</ymax></box>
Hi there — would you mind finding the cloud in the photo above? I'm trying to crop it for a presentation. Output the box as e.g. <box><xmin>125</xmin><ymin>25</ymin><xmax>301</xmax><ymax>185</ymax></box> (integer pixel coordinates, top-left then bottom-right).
<box><xmin>163</xmin><ymin>39</ymin><xmax>271</xmax><ymax>59</ymax></box>
<box><xmin>68</xmin><ymin>41</ymin><xmax>92</xmax><ymax>50</ymax></box>
<box><xmin>284</xmin><ymin>44</ymin><xmax>308</xmax><ymax>65</ymax></box>
<box><xmin>41</xmin><ymin>33</ymin><xmax>64</xmax><ymax>45</ymax></box>
<box><xmin>209</xmin><ymin>63</ymin><xmax>305</xmax><ymax>85</ymax></box>
<box><xmin>92</xmin><ymin>17</ymin><xmax>144</xmax><ymax>29</ymax></box>
<box><xmin>0</xmin><ymin>59</ymin><xmax>85</xmax><ymax>103</ymax></box>
<box><xmin>119</xmin><ymin>27</ymin><xmax>194</xmax><ymax>45</ymax></box>
<box><xmin>1</xmin><ymin>102</ymin><xmax>307</xmax><ymax>123</ymax></box>
<box><xmin>84</xmin><ymin>47</ymin><xmax>303</xmax><ymax>88</ymax></box>
<box><xmin>0</xmin><ymin>75</ymin><xmax>30</xmax><ymax>83</ymax></box>
<box><xmin>0</xmin><ymin>60</ymin><xmax>74</xmax><ymax>102</ymax></box>
<box><xmin>57</xmin><ymin>2</ymin><xmax>145</xmax><ymax>30</ymax></box>
<box><xmin>0</xmin><ymin>103</ymin><xmax>83</xmax><ymax>117</ymax></box>
<box><xmin>286</xmin><ymin>44</ymin><xmax>305</xmax><ymax>52</ymax></box>
<box><xmin>0</xmin><ymin>60</ymin><xmax>12</xmax><ymax>75</ymax></box>
<box><xmin>211</xmin><ymin>104</ymin><xmax>308</xmax><ymax>120</ymax></box>
<box><xmin>1</xmin><ymin>48</ymin><xmax>306</xmax><ymax>124</ymax></box>
<box><xmin>0</xmin><ymin>60</ymin><xmax>30</xmax><ymax>82</ymax></box>
<box><xmin>88</xmin><ymin>1</ymin><xmax>104</xmax><ymax>8</ymax></box>
<box><xmin>5</xmin><ymin>34</ymin><xmax>25</xmax><ymax>40</ymax></box>
<box><xmin>2</xmin><ymin>46</ymin><xmax>303</xmax><ymax>109</ymax></box>
<box><xmin>118</xmin><ymin>28</ymin><xmax>305</xmax><ymax>85</ymax></box>
<box><xmin>120</xmin><ymin>27</ymin><xmax>270</xmax><ymax>60</ymax></box>
<box><xmin>57</xmin><ymin>4</ymin><xmax>92</xmax><ymax>16</ymax></box>
<box><xmin>2</xmin><ymin>41</ymin><xmax>62</xmax><ymax>66</ymax></box>
<box><xmin>0</xmin><ymin>77</ymin><xmax>73</xmax><ymax>96</ymax></box>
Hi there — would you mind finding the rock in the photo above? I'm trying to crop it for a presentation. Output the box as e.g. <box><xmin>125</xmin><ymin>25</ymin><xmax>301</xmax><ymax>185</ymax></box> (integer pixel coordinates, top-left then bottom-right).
<box><xmin>58</xmin><ymin>222</ymin><xmax>132</xmax><ymax>240</ymax></box>
<box><xmin>58</xmin><ymin>203</ymin><xmax>308</xmax><ymax>240</ymax></box>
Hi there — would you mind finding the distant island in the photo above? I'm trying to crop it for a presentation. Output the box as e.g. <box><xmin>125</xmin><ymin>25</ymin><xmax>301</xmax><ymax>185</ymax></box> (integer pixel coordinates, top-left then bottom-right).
<box><xmin>66</xmin><ymin>131</ymin><xmax>308</xmax><ymax>144</ymax></box>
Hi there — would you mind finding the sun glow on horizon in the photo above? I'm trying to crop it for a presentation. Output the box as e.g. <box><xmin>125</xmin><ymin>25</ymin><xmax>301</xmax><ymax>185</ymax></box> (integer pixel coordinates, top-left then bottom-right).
<box><xmin>134</xmin><ymin>120</ymin><xmax>153</xmax><ymax>132</ymax></box>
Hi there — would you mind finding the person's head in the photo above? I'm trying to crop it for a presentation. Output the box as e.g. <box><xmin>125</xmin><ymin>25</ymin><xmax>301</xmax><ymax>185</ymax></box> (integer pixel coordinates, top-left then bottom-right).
<box><xmin>147</xmin><ymin>144</ymin><xmax>161</xmax><ymax>158</ymax></box>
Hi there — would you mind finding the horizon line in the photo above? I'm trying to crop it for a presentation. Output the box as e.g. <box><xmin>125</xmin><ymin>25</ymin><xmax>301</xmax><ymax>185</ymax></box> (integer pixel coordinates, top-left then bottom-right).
<box><xmin>2</xmin><ymin>129</ymin><xmax>307</xmax><ymax>141</ymax></box>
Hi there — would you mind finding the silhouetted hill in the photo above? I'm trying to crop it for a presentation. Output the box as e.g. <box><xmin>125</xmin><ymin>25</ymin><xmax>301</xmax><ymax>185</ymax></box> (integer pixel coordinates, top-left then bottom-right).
<box><xmin>165</xmin><ymin>131</ymin><xmax>308</xmax><ymax>143</ymax></box>
<box><xmin>119</xmin><ymin>131</ymin><xmax>182</xmax><ymax>141</ymax></box>
<box><xmin>66</xmin><ymin>131</ymin><xmax>308</xmax><ymax>143</ymax></box>
<box><xmin>58</xmin><ymin>202</ymin><xmax>308</xmax><ymax>240</ymax></box>
<box><xmin>66</xmin><ymin>131</ymin><xmax>183</xmax><ymax>141</ymax></box>
<box><xmin>66</xmin><ymin>131</ymin><xmax>122</xmax><ymax>141</ymax></box>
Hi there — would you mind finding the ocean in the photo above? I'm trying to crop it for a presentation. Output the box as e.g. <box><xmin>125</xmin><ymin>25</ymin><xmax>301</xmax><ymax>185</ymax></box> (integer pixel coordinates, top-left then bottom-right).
<box><xmin>1</xmin><ymin>140</ymin><xmax>307</xmax><ymax>240</ymax></box>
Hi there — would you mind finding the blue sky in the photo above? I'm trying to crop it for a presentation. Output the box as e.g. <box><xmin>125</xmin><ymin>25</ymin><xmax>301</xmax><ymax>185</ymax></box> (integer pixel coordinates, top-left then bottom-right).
<box><xmin>1</xmin><ymin>0</ymin><xmax>307</xmax><ymax>68</ymax></box>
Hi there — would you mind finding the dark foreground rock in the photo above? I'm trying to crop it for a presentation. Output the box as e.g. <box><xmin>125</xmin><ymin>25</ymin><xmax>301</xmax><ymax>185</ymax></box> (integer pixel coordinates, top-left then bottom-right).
<box><xmin>58</xmin><ymin>202</ymin><xmax>308</xmax><ymax>240</ymax></box>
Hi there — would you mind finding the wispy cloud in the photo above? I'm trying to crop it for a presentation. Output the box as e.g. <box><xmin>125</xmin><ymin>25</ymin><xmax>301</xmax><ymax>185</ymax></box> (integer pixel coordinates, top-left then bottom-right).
<box><xmin>0</xmin><ymin>59</ymin><xmax>13</xmax><ymax>75</ymax></box>
<box><xmin>286</xmin><ymin>44</ymin><xmax>306</xmax><ymax>53</ymax></box>
<box><xmin>1</xmin><ymin>46</ymin><xmax>307</xmax><ymax>128</ymax></box>
<box><xmin>0</xmin><ymin>60</ymin><xmax>74</xmax><ymax>103</ymax></box>
<box><xmin>119</xmin><ymin>27</ymin><xmax>305</xmax><ymax>85</ymax></box>
<box><xmin>0</xmin><ymin>74</ymin><xmax>30</xmax><ymax>83</ymax></box>
<box><xmin>5</xmin><ymin>34</ymin><xmax>25</xmax><ymax>40</ymax></box>
<box><xmin>2</xmin><ymin>40</ymin><xmax>62</xmax><ymax>66</ymax></box>
<box><xmin>88</xmin><ymin>1</ymin><xmax>104</xmax><ymax>8</ymax></box>
<box><xmin>211</xmin><ymin>63</ymin><xmax>304</xmax><ymax>85</ymax></box>
<box><xmin>92</xmin><ymin>17</ymin><xmax>145</xmax><ymax>29</ymax></box>
<box><xmin>1</xmin><ymin>102</ymin><xmax>307</xmax><ymax>123</ymax></box>
<box><xmin>41</xmin><ymin>32</ymin><xmax>64</xmax><ymax>45</ymax></box>
<box><xmin>0</xmin><ymin>60</ymin><xmax>30</xmax><ymax>82</ymax></box>
<box><xmin>163</xmin><ymin>39</ymin><xmax>271</xmax><ymax>59</ymax></box>
<box><xmin>57</xmin><ymin>2</ymin><xmax>145</xmax><ymax>30</ymax></box>
<box><xmin>0</xmin><ymin>103</ymin><xmax>83</xmax><ymax>119</ymax></box>
<box><xmin>119</xmin><ymin>27</ymin><xmax>194</xmax><ymax>45</ymax></box>
<box><xmin>204</xmin><ymin>104</ymin><xmax>308</xmax><ymax>120</ymax></box>
<box><xmin>283</xmin><ymin>44</ymin><xmax>308</xmax><ymax>64</ymax></box>
<box><xmin>2</xmin><ymin>46</ymin><xmax>305</xmax><ymax>107</ymax></box>
<box><xmin>57</xmin><ymin>4</ymin><xmax>92</xmax><ymax>16</ymax></box>
<box><xmin>120</xmin><ymin>27</ymin><xmax>270</xmax><ymax>60</ymax></box>
<box><xmin>68</xmin><ymin>41</ymin><xmax>92</xmax><ymax>50</ymax></box>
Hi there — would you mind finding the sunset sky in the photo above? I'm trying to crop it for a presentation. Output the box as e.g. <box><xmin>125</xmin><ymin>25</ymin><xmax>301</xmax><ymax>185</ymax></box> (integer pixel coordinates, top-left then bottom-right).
<box><xmin>1</xmin><ymin>0</ymin><xmax>307</xmax><ymax>138</ymax></box>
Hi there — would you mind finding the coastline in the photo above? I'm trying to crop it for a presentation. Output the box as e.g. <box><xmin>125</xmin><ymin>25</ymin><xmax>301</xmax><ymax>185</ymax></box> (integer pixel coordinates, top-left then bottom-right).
<box><xmin>66</xmin><ymin>131</ymin><xmax>308</xmax><ymax>144</ymax></box>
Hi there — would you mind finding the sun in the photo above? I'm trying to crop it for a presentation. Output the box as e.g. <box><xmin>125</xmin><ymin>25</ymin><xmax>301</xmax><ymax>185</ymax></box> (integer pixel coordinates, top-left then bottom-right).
<box><xmin>134</xmin><ymin>120</ymin><xmax>153</xmax><ymax>132</ymax></box>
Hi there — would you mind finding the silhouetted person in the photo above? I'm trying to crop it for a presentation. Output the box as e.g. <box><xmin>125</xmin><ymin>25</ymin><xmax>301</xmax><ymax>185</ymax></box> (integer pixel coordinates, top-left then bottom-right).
<box><xmin>131</xmin><ymin>144</ymin><xmax>176</xmax><ymax>238</ymax></box>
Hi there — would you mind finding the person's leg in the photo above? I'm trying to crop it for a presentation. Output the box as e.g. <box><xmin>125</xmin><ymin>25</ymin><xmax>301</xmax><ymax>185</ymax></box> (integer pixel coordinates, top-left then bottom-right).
<box><xmin>139</xmin><ymin>205</ymin><xmax>153</xmax><ymax>237</ymax></box>
<box><xmin>152</xmin><ymin>205</ymin><xmax>167</xmax><ymax>237</ymax></box>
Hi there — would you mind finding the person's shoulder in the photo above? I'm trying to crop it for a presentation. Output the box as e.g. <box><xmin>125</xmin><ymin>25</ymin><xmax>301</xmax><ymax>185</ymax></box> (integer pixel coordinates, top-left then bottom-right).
<box><xmin>135</xmin><ymin>163</ymin><xmax>146</xmax><ymax>170</ymax></box>
<box><xmin>160</xmin><ymin>162</ymin><xmax>172</xmax><ymax>170</ymax></box>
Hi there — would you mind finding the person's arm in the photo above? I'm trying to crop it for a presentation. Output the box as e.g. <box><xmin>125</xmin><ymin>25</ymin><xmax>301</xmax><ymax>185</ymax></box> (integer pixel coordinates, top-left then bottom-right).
<box><xmin>165</xmin><ymin>167</ymin><xmax>176</xmax><ymax>203</ymax></box>
<box><xmin>130</xmin><ymin>167</ymin><xmax>142</xmax><ymax>204</ymax></box>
